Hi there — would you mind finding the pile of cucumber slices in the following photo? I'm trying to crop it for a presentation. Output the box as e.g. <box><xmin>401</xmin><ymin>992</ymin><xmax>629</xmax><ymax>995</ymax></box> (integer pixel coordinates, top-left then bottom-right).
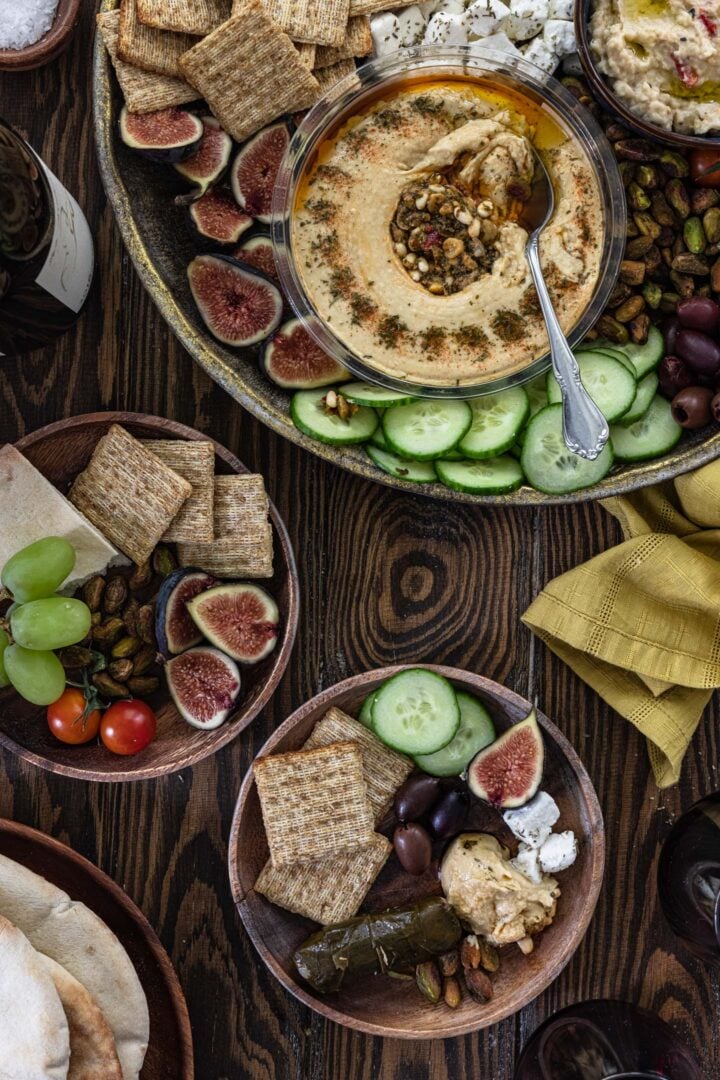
<box><xmin>290</xmin><ymin>326</ymin><xmax>683</xmax><ymax>496</ymax></box>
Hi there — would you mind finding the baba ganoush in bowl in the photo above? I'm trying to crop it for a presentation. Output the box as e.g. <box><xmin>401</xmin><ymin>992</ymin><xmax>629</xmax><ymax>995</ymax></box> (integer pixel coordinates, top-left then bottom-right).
<box><xmin>272</xmin><ymin>46</ymin><xmax>626</xmax><ymax>397</ymax></box>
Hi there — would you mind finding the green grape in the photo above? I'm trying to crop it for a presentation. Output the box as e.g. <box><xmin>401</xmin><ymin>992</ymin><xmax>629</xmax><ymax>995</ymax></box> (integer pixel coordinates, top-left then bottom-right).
<box><xmin>0</xmin><ymin>629</ymin><xmax>9</xmax><ymax>689</ymax></box>
<box><xmin>1</xmin><ymin>537</ymin><xmax>75</xmax><ymax>603</ymax></box>
<box><xmin>4</xmin><ymin>645</ymin><xmax>65</xmax><ymax>706</ymax></box>
<box><xmin>10</xmin><ymin>597</ymin><xmax>91</xmax><ymax>651</ymax></box>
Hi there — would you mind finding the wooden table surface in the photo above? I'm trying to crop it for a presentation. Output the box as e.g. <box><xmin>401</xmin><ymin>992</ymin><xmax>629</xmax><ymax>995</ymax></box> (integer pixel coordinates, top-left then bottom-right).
<box><xmin>1</xmin><ymin>8</ymin><xmax>719</xmax><ymax>1079</ymax></box>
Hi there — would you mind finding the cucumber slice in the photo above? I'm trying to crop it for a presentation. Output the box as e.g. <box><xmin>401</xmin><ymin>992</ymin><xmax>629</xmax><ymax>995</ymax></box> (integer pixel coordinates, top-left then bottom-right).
<box><xmin>343</xmin><ymin>382</ymin><xmax>416</xmax><ymax>408</ymax></box>
<box><xmin>617</xmin><ymin>371</ymin><xmax>659</xmax><ymax>427</ymax></box>
<box><xmin>291</xmin><ymin>389</ymin><xmax>378</xmax><ymax>445</ymax></box>
<box><xmin>436</xmin><ymin>455</ymin><xmax>524</xmax><ymax>495</ymax></box>
<box><xmin>358</xmin><ymin>693</ymin><xmax>376</xmax><ymax>728</ymax></box>
<box><xmin>547</xmin><ymin>353</ymin><xmax>636</xmax><ymax>422</ymax></box>
<box><xmin>383</xmin><ymin>399</ymin><xmax>472</xmax><ymax>460</ymax></box>
<box><xmin>437</xmin><ymin>448</ymin><xmax>465</xmax><ymax>461</ymax></box>
<box><xmin>367</xmin><ymin>445</ymin><xmax>437</xmax><ymax>483</ymax></box>
<box><xmin>588</xmin><ymin>347</ymin><xmax>636</xmax><ymax>375</ymax></box>
<box><xmin>414</xmin><ymin>691</ymin><xmax>496</xmax><ymax>776</ymax></box>
<box><xmin>521</xmin><ymin>404</ymin><xmax>615</xmax><ymax>495</ymax></box>
<box><xmin>618</xmin><ymin>324</ymin><xmax>664</xmax><ymax>378</ymax></box>
<box><xmin>525</xmin><ymin>374</ymin><xmax>549</xmax><ymax>418</ymax></box>
<box><xmin>371</xmin><ymin>668</ymin><xmax>460</xmax><ymax>755</ymax></box>
<box><xmin>610</xmin><ymin>394</ymin><xmax>682</xmax><ymax>461</ymax></box>
<box><xmin>457</xmin><ymin>386</ymin><xmax>529</xmax><ymax>458</ymax></box>
<box><xmin>369</xmin><ymin>423</ymin><xmax>389</xmax><ymax>450</ymax></box>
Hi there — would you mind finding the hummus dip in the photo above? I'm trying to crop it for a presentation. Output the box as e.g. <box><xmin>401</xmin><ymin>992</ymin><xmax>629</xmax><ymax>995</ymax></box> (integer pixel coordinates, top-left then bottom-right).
<box><xmin>292</xmin><ymin>82</ymin><xmax>603</xmax><ymax>387</ymax></box>
<box><xmin>591</xmin><ymin>0</ymin><xmax>720</xmax><ymax>134</ymax></box>
<box><xmin>441</xmin><ymin>833</ymin><xmax>559</xmax><ymax>947</ymax></box>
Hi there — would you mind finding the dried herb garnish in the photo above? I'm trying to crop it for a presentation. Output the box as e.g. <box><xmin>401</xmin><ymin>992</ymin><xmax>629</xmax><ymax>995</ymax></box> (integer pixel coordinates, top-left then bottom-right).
<box><xmin>328</xmin><ymin>266</ymin><xmax>355</xmax><ymax>300</ymax></box>
<box><xmin>349</xmin><ymin>292</ymin><xmax>378</xmax><ymax>324</ymax></box>
<box><xmin>419</xmin><ymin>326</ymin><xmax>447</xmax><ymax>352</ymax></box>
<box><xmin>519</xmin><ymin>288</ymin><xmax>541</xmax><ymax>317</ymax></box>
<box><xmin>453</xmin><ymin>325</ymin><xmax>490</xmax><ymax>351</ymax></box>
<box><xmin>411</xmin><ymin>95</ymin><xmax>445</xmax><ymax>117</ymax></box>
<box><xmin>373</xmin><ymin>107</ymin><xmax>404</xmax><ymax>130</ymax></box>
<box><xmin>376</xmin><ymin>314</ymin><xmax>408</xmax><ymax>348</ymax></box>
<box><xmin>491</xmin><ymin>310</ymin><xmax>525</xmax><ymax>343</ymax></box>
<box><xmin>343</xmin><ymin>128</ymin><xmax>369</xmax><ymax>154</ymax></box>
<box><xmin>304</xmin><ymin>198</ymin><xmax>335</xmax><ymax>224</ymax></box>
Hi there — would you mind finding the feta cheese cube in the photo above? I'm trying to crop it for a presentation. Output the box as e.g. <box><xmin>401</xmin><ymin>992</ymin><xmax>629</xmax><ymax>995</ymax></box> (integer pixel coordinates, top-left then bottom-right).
<box><xmin>504</xmin><ymin>14</ymin><xmax>543</xmax><ymax>40</ymax></box>
<box><xmin>418</xmin><ymin>0</ymin><xmax>443</xmax><ymax>16</ymax></box>
<box><xmin>539</xmin><ymin>831</ymin><xmax>578</xmax><ymax>873</ymax></box>
<box><xmin>434</xmin><ymin>0</ymin><xmax>466</xmax><ymax>12</ymax></box>
<box><xmin>397</xmin><ymin>4</ymin><xmax>428</xmax><ymax>46</ymax></box>
<box><xmin>542</xmin><ymin>18</ymin><xmax>576</xmax><ymax>56</ymax></box>
<box><xmin>548</xmin><ymin>0</ymin><xmax>573</xmax><ymax>17</ymax></box>
<box><xmin>424</xmin><ymin>10</ymin><xmax>468</xmax><ymax>44</ymax></box>
<box><xmin>521</xmin><ymin>35</ymin><xmax>558</xmax><ymax>71</ymax></box>
<box><xmin>371</xmin><ymin>12</ymin><xmax>401</xmax><ymax>55</ymax></box>
<box><xmin>510</xmin><ymin>0</ymin><xmax>549</xmax><ymax>20</ymax></box>
<box><xmin>474</xmin><ymin>29</ymin><xmax>521</xmax><ymax>53</ymax></box>
<box><xmin>561</xmin><ymin>50</ymin><xmax>584</xmax><ymax>75</ymax></box>
<box><xmin>465</xmin><ymin>0</ymin><xmax>511</xmax><ymax>37</ymax></box>
<box><xmin>503</xmin><ymin>791</ymin><xmax>560</xmax><ymax>848</ymax></box>
<box><xmin>511</xmin><ymin>843</ymin><xmax>544</xmax><ymax>884</ymax></box>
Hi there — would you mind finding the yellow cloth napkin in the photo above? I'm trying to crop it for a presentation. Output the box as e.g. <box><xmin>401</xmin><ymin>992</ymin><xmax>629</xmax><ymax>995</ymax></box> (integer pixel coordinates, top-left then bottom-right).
<box><xmin>522</xmin><ymin>459</ymin><xmax>720</xmax><ymax>788</ymax></box>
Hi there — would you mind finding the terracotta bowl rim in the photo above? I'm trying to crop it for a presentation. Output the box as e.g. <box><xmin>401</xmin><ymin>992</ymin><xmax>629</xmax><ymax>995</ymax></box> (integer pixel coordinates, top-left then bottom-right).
<box><xmin>0</xmin><ymin>0</ymin><xmax>82</xmax><ymax>71</ymax></box>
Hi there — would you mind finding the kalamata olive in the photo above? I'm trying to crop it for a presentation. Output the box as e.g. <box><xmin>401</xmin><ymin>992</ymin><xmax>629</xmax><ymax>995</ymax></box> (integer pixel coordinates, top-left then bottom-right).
<box><xmin>677</xmin><ymin>297</ymin><xmax>720</xmax><ymax>335</ymax></box>
<box><xmin>671</xmin><ymin>386</ymin><xmax>714</xmax><ymax>429</ymax></box>
<box><xmin>712</xmin><ymin>393</ymin><xmax>720</xmax><ymax>423</ymax></box>
<box><xmin>690</xmin><ymin>146</ymin><xmax>720</xmax><ymax>188</ymax></box>
<box><xmin>429</xmin><ymin>789</ymin><xmax>469</xmax><ymax>840</ymax></box>
<box><xmin>393</xmin><ymin>822</ymin><xmax>433</xmax><ymax>875</ymax></box>
<box><xmin>675</xmin><ymin>329</ymin><xmax>720</xmax><ymax>376</ymax></box>
<box><xmin>658</xmin><ymin>355</ymin><xmax>694</xmax><ymax>399</ymax></box>
<box><xmin>661</xmin><ymin>315</ymin><xmax>681</xmax><ymax>355</ymax></box>
<box><xmin>394</xmin><ymin>774</ymin><xmax>442</xmax><ymax>823</ymax></box>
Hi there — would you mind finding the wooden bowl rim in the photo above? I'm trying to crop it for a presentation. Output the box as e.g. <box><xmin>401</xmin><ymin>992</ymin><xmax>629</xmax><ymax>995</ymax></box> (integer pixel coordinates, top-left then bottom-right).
<box><xmin>2</xmin><ymin>410</ymin><xmax>299</xmax><ymax>782</ymax></box>
<box><xmin>0</xmin><ymin>817</ymin><xmax>194</xmax><ymax>1078</ymax></box>
<box><xmin>0</xmin><ymin>0</ymin><xmax>82</xmax><ymax>71</ymax></box>
<box><xmin>228</xmin><ymin>664</ymin><xmax>606</xmax><ymax>1039</ymax></box>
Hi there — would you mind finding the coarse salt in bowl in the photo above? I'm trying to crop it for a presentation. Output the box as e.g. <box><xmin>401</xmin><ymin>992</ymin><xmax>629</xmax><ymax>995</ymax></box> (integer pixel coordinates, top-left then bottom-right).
<box><xmin>0</xmin><ymin>0</ymin><xmax>81</xmax><ymax>72</ymax></box>
<box><xmin>0</xmin><ymin>0</ymin><xmax>59</xmax><ymax>50</ymax></box>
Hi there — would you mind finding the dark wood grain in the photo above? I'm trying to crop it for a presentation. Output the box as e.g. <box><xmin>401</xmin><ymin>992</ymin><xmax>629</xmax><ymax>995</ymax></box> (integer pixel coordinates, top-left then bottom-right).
<box><xmin>0</xmin><ymin>6</ymin><xmax>719</xmax><ymax>1078</ymax></box>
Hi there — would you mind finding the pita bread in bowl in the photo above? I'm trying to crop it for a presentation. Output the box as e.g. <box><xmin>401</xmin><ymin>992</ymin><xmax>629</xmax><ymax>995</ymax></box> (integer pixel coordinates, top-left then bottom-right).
<box><xmin>40</xmin><ymin>955</ymin><xmax>123</xmax><ymax>1080</ymax></box>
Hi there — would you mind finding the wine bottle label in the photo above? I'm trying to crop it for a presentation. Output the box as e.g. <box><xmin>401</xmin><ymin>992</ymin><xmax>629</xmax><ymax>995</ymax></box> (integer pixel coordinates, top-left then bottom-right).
<box><xmin>34</xmin><ymin>160</ymin><xmax>94</xmax><ymax>314</ymax></box>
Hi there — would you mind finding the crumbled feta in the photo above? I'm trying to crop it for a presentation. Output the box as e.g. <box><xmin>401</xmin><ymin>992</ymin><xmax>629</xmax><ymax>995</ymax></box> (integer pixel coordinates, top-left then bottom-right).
<box><xmin>505</xmin><ymin>0</ymin><xmax>546</xmax><ymax>38</ymax></box>
<box><xmin>418</xmin><ymin>0</ymin><xmax>443</xmax><ymax>16</ymax></box>
<box><xmin>561</xmin><ymin>50</ymin><xmax>584</xmax><ymax>75</ymax></box>
<box><xmin>371</xmin><ymin>12</ymin><xmax>401</xmax><ymax>55</ymax></box>
<box><xmin>520</xmin><ymin>35</ymin><xmax>558</xmax><ymax>71</ymax></box>
<box><xmin>433</xmin><ymin>0</ymin><xmax>467</xmax><ymax>13</ymax></box>
<box><xmin>539</xmin><ymin>831</ymin><xmax>578</xmax><ymax>873</ymax></box>
<box><xmin>511</xmin><ymin>843</ymin><xmax>544</xmax><ymax>884</ymax></box>
<box><xmin>542</xmin><ymin>18</ymin><xmax>576</xmax><ymax>56</ymax></box>
<box><xmin>548</xmin><ymin>0</ymin><xmax>573</xmax><ymax>17</ymax></box>
<box><xmin>424</xmin><ymin>10</ymin><xmax>468</xmax><ymax>44</ymax></box>
<box><xmin>503</xmin><ymin>792</ymin><xmax>560</xmax><ymax>849</ymax></box>
<box><xmin>397</xmin><ymin>4</ymin><xmax>428</xmax><ymax>45</ymax></box>
<box><xmin>477</xmin><ymin>30</ymin><xmax>522</xmax><ymax>53</ymax></box>
<box><xmin>465</xmin><ymin>0</ymin><xmax>511</xmax><ymax>37</ymax></box>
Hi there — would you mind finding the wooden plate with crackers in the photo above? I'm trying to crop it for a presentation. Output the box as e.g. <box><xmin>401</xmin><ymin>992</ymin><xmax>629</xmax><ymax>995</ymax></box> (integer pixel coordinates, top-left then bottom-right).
<box><xmin>229</xmin><ymin>666</ymin><xmax>604</xmax><ymax>1038</ymax></box>
<box><xmin>0</xmin><ymin>412</ymin><xmax>298</xmax><ymax>782</ymax></box>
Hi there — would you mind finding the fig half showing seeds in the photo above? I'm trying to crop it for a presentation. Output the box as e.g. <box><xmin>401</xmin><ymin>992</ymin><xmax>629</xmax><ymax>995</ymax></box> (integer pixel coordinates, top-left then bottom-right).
<box><xmin>466</xmin><ymin>708</ymin><xmax>544</xmax><ymax>809</ymax></box>
<box><xmin>189</xmin><ymin>188</ymin><xmax>253</xmax><ymax>246</ymax></box>
<box><xmin>155</xmin><ymin>567</ymin><xmax>216</xmax><ymax>657</ymax></box>
<box><xmin>263</xmin><ymin>318</ymin><xmax>351</xmax><ymax>389</ymax></box>
<box><xmin>119</xmin><ymin>106</ymin><xmax>203</xmax><ymax>164</ymax></box>
<box><xmin>175</xmin><ymin>116</ymin><xmax>233</xmax><ymax>202</ymax></box>
<box><xmin>188</xmin><ymin>255</ymin><xmax>283</xmax><ymax>347</ymax></box>
<box><xmin>230</xmin><ymin>122</ymin><xmax>290</xmax><ymax>224</ymax></box>
<box><xmin>187</xmin><ymin>583</ymin><xmax>279</xmax><ymax>664</ymax></box>
<box><xmin>234</xmin><ymin>234</ymin><xmax>280</xmax><ymax>286</ymax></box>
<box><xmin>165</xmin><ymin>646</ymin><xmax>241</xmax><ymax>729</ymax></box>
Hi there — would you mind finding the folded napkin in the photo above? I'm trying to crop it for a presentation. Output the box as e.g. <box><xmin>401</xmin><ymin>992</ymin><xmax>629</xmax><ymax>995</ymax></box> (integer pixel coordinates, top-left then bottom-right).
<box><xmin>522</xmin><ymin>459</ymin><xmax>720</xmax><ymax>788</ymax></box>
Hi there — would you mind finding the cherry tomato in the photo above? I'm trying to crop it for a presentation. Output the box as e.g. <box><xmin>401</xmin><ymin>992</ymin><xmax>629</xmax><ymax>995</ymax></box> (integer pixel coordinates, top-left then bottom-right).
<box><xmin>690</xmin><ymin>147</ymin><xmax>720</xmax><ymax>188</ymax></box>
<box><xmin>100</xmin><ymin>699</ymin><xmax>156</xmax><ymax>756</ymax></box>
<box><xmin>47</xmin><ymin>688</ymin><xmax>101</xmax><ymax>745</ymax></box>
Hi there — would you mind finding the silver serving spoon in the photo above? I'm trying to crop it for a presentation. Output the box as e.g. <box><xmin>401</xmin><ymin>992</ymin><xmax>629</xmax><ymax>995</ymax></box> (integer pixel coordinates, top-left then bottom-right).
<box><xmin>520</xmin><ymin>150</ymin><xmax>609</xmax><ymax>461</ymax></box>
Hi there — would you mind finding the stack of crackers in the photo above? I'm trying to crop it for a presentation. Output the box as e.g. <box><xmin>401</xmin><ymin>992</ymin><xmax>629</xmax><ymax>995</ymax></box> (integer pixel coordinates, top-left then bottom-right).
<box><xmin>253</xmin><ymin>707</ymin><xmax>414</xmax><ymax>924</ymax></box>
<box><xmin>98</xmin><ymin>0</ymin><xmax>380</xmax><ymax>143</ymax></box>
<box><xmin>68</xmin><ymin>424</ymin><xmax>273</xmax><ymax>578</ymax></box>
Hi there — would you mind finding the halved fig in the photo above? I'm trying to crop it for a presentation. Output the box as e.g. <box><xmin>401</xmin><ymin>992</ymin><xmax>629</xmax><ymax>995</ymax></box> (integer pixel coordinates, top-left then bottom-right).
<box><xmin>188</xmin><ymin>254</ymin><xmax>283</xmax><ymax>346</ymax></box>
<box><xmin>263</xmin><ymin>318</ymin><xmax>351</xmax><ymax>389</ymax></box>
<box><xmin>175</xmin><ymin>116</ymin><xmax>232</xmax><ymax>202</ymax></box>
<box><xmin>187</xmin><ymin>583</ymin><xmax>279</xmax><ymax>664</ymax></box>
<box><xmin>234</xmin><ymin>234</ymin><xmax>279</xmax><ymax>286</ymax></box>
<box><xmin>119</xmin><ymin>106</ymin><xmax>203</xmax><ymax>164</ymax></box>
<box><xmin>466</xmin><ymin>709</ymin><xmax>544</xmax><ymax>809</ymax></box>
<box><xmin>155</xmin><ymin>568</ymin><xmax>216</xmax><ymax>657</ymax></box>
<box><xmin>189</xmin><ymin>188</ymin><xmax>253</xmax><ymax>246</ymax></box>
<box><xmin>165</xmin><ymin>646</ymin><xmax>241</xmax><ymax>729</ymax></box>
<box><xmin>230</xmin><ymin>123</ymin><xmax>290</xmax><ymax>223</ymax></box>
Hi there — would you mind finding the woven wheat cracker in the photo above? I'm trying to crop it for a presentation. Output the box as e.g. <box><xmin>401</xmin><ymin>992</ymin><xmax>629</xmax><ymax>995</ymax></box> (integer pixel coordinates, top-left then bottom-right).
<box><xmin>255</xmin><ymin>832</ymin><xmax>391</xmax><ymax>923</ymax></box>
<box><xmin>315</xmin><ymin>17</ymin><xmax>371</xmax><ymax>68</ymax></box>
<box><xmin>313</xmin><ymin>57</ymin><xmax>360</xmax><ymax>95</ymax></box>
<box><xmin>177</xmin><ymin>474</ymin><xmax>273</xmax><ymax>578</ymax></box>
<box><xmin>141</xmin><ymin>440</ymin><xmax>215</xmax><ymax>543</ymax></box>
<box><xmin>349</xmin><ymin>0</ymin><xmax>417</xmax><ymax>12</ymax></box>
<box><xmin>295</xmin><ymin>41</ymin><xmax>317</xmax><ymax>68</ymax></box>
<box><xmin>253</xmin><ymin>742</ymin><xmax>375</xmax><ymax>867</ymax></box>
<box><xmin>261</xmin><ymin>0</ymin><xmax>350</xmax><ymax>46</ymax></box>
<box><xmin>179</xmin><ymin>5</ymin><xmax>320</xmax><ymax>143</ymax></box>
<box><xmin>97</xmin><ymin>11</ymin><xmax>197</xmax><ymax>113</ymax></box>
<box><xmin>69</xmin><ymin>424</ymin><xmax>192</xmax><ymax>565</ymax></box>
<box><xmin>118</xmin><ymin>0</ymin><xmax>196</xmax><ymax>76</ymax></box>
<box><xmin>136</xmin><ymin>0</ymin><xmax>230</xmax><ymax>34</ymax></box>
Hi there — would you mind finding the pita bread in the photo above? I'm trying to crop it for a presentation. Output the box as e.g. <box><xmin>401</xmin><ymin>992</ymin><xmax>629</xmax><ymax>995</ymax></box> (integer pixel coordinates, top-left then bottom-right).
<box><xmin>0</xmin><ymin>856</ymin><xmax>149</xmax><ymax>1080</ymax></box>
<box><xmin>0</xmin><ymin>914</ymin><xmax>70</xmax><ymax>1080</ymax></box>
<box><xmin>40</xmin><ymin>956</ymin><xmax>123</xmax><ymax>1080</ymax></box>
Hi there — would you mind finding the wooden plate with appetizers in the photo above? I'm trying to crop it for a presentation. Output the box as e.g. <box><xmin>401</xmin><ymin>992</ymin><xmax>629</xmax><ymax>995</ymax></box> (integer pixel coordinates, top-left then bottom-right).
<box><xmin>229</xmin><ymin>665</ymin><xmax>604</xmax><ymax>1039</ymax></box>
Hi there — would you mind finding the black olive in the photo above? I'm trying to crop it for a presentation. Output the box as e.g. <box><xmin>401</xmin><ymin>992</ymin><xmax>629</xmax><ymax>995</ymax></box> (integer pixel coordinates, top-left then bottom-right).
<box><xmin>671</xmin><ymin>386</ymin><xmax>714</xmax><ymax>429</ymax></box>
<box><xmin>429</xmin><ymin>789</ymin><xmax>470</xmax><ymax>840</ymax></box>
<box><xmin>394</xmin><ymin>774</ymin><xmax>442</xmax><ymax>823</ymax></box>
<box><xmin>393</xmin><ymin>823</ymin><xmax>433</xmax><ymax>876</ymax></box>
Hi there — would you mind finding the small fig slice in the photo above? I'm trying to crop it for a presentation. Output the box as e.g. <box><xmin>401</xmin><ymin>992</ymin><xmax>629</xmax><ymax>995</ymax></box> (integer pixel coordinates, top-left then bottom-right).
<box><xmin>263</xmin><ymin>318</ymin><xmax>351</xmax><ymax>389</ymax></box>
<box><xmin>231</xmin><ymin>123</ymin><xmax>290</xmax><ymax>223</ymax></box>
<box><xmin>165</xmin><ymin>646</ymin><xmax>241</xmax><ymax>729</ymax></box>
<box><xmin>155</xmin><ymin>568</ymin><xmax>216</xmax><ymax>657</ymax></box>
<box><xmin>187</xmin><ymin>583</ymin><xmax>279</xmax><ymax>664</ymax></box>
<box><xmin>234</xmin><ymin>234</ymin><xmax>280</xmax><ymax>286</ymax></box>
<box><xmin>189</xmin><ymin>188</ymin><xmax>253</xmax><ymax>245</ymax></box>
<box><xmin>466</xmin><ymin>709</ymin><xmax>544</xmax><ymax>809</ymax></box>
<box><xmin>175</xmin><ymin>116</ymin><xmax>232</xmax><ymax>202</ymax></box>
<box><xmin>188</xmin><ymin>254</ymin><xmax>283</xmax><ymax>346</ymax></box>
<box><xmin>119</xmin><ymin>106</ymin><xmax>203</xmax><ymax>164</ymax></box>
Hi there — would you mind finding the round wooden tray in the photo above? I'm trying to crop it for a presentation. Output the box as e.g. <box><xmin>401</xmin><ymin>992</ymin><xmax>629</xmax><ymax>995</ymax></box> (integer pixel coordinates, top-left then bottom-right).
<box><xmin>0</xmin><ymin>411</ymin><xmax>299</xmax><ymax>782</ymax></box>
<box><xmin>0</xmin><ymin>818</ymin><xmax>193</xmax><ymax>1078</ymax></box>
<box><xmin>92</xmin><ymin>7</ymin><xmax>720</xmax><ymax>506</ymax></box>
<box><xmin>228</xmin><ymin>666</ymin><xmax>605</xmax><ymax>1038</ymax></box>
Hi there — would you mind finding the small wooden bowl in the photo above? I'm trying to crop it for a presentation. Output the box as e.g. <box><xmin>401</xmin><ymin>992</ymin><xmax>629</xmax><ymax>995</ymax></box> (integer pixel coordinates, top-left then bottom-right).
<box><xmin>0</xmin><ymin>0</ymin><xmax>82</xmax><ymax>72</ymax></box>
<box><xmin>0</xmin><ymin>817</ymin><xmax>194</xmax><ymax>1077</ymax></box>
<box><xmin>0</xmin><ymin>412</ymin><xmax>299</xmax><ymax>782</ymax></box>
<box><xmin>229</xmin><ymin>666</ymin><xmax>605</xmax><ymax>1039</ymax></box>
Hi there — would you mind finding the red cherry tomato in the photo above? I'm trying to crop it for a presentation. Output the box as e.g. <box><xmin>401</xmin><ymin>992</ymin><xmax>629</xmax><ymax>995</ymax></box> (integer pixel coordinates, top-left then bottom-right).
<box><xmin>690</xmin><ymin>147</ymin><xmax>720</xmax><ymax>188</ymax></box>
<box><xmin>100</xmin><ymin>699</ymin><xmax>156</xmax><ymax>756</ymax></box>
<box><xmin>47</xmin><ymin>689</ymin><xmax>101</xmax><ymax>745</ymax></box>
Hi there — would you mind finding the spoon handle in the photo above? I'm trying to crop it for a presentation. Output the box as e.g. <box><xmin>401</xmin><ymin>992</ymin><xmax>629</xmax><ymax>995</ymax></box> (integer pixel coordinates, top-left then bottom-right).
<box><xmin>526</xmin><ymin>237</ymin><xmax>610</xmax><ymax>461</ymax></box>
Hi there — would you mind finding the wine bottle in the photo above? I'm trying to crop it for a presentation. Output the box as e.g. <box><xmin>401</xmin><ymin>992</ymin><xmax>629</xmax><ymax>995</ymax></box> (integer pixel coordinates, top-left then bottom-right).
<box><xmin>0</xmin><ymin>118</ymin><xmax>94</xmax><ymax>358</ymax></box>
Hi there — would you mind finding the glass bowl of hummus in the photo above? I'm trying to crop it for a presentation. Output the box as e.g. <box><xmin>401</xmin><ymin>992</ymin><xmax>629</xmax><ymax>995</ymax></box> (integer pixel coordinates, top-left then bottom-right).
<box><xmin>272</xmin><ymin>46</ymin><xmax>626</xmax><ymax>397</ymax></box>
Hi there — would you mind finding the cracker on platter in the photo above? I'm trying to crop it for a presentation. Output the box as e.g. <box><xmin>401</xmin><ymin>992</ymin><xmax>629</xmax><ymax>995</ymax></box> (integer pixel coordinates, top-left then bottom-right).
<box><xmin>177</xmin><ymin>474</ymin><xmax>273</xmax><ymax>578</ymax></box>
<box><xmin>135</xmin><ymin>0</ymin><xmax>230</xmax><ymax>35</ymax></box>
<box><xmin>118</xmin><ymin>0</ymin><xmax>196</xmax><ymax>76</ymax></box>
<box><xmin>349</xmin><ymin>0</ymin><xmax>416</xmax><ymax>12</ymax></box>
<box><xmin>314</xmin><ymin>16</ymin><xmax>372</xmax><ymax>68</ymax></box>
<box><xmin>313</xmin><ymin>58</ymin><xmax>361</xmax><ymax>95</ymax></box>
<box><xmin>97</xmin><ymin>11</ymin><xmax>197</xmax><ymax>113</ymax></box>
<box><xmin>179</xmin><ymin>4</ymin><xmax>320</xmax><ymax>143</ymax></box>
<box><xmin>260</xmin><ymin>0</ymin><xmax>350</xmax><ymax>46</ymax></box>
<box><xmin>253</xmin><ymin>741</ymin><xmax>375</xmax><ymax>867</ymax></box>
<box><xmin>141</xmin><ymin>439</ymin><xmax>215</xmax><ymax>543</ymax></box>
<box><xmin>295</xmin><ymin>41</ymin><xmax>317</xmax><ymax>69</ymax></box>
